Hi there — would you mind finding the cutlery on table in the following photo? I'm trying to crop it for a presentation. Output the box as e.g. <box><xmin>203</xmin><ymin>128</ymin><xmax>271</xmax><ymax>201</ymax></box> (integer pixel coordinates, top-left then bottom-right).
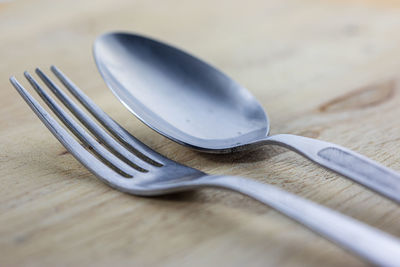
<box><xmin>10</xmin><ymin>66</ymin><xmax>400</xmax><ymax>266</ymax></box>
<box><xmin>94</xmin><ymin>32</ymin><xmax>400</xmax><ymax>203</ymax></box>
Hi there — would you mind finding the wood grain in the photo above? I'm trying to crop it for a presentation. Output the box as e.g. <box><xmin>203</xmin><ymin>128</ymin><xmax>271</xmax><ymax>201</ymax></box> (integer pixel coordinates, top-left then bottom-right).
<box><xmin>1</xmin><ymin>0</ymin><xmax>400</xmax><ymax>266</ymax></box>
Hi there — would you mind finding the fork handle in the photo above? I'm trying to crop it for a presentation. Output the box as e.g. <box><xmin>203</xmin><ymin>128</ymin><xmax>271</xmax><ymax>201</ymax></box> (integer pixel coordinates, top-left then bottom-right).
<box><xmin>201</xmin><ymin>175</ymin><xmax>400</xmax><ymax>266</ymax></box>
<box><xmin>263</xmin><ymin>134</ymin><xmax>400</xmax><ymax>203</ymax></box>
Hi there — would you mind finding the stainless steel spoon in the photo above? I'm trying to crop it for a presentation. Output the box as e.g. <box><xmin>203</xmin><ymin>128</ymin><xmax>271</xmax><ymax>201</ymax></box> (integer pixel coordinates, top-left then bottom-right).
<box><xmin>94</xmin><ymin>32</ymin><xmax>400</xmax><ymax>203</ymax></box>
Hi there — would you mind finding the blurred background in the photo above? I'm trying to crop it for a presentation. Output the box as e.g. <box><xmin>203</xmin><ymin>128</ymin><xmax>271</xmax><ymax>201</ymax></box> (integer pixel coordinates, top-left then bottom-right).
<box><xmin>3</xmin><ymin>0</ymin><xmax>400</xmax><ymax>136</ymax></box>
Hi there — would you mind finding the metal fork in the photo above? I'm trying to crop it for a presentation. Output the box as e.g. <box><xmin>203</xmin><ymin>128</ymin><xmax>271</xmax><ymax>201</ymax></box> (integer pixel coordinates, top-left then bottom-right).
<box><xmin>10</xmin><ymin>66</ymin><xmax>400</xmax><ymax>266</ymax></box>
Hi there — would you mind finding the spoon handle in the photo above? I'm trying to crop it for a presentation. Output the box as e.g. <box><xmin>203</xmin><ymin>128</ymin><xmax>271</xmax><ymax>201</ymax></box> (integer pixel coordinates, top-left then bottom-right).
<box><xmin>265</xmin><ymin>134</ymin><xmax>400</xmax><ymax>203</ymax></box>
<box><xmin>203</xmin><ymin>175</ymin><xmax>400</xmax><ymax>266</ymax></box>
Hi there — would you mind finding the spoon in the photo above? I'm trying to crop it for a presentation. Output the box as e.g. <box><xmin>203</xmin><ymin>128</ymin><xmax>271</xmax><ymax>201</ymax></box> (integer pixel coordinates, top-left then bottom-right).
<box><xmin>93</xmin><ymin>32</ymin><xmax>400</xmax><ymax>203</ymax></box>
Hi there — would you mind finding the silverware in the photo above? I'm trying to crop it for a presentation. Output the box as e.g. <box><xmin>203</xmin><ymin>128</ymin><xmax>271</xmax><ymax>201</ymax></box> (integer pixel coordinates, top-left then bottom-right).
<box><xmin>94</xmin><ymin>32</ymin><xmax>400</xmax><ymax>203</ymax></box>
<box><xmin>10</xmin><ymin>66</ymin><xmax>400</xmax><ymax>266</ymax></box>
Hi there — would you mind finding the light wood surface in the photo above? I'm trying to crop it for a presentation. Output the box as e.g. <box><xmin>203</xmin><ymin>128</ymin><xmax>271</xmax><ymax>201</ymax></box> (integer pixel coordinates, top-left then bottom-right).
<box><xmin>1</xmin><ymin>0</ymin><xmax>400</xmax><ymax>266</ymax></box>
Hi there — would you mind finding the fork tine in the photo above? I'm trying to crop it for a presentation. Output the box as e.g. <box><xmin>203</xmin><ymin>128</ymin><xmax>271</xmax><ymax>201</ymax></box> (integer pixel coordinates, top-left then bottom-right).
<box><xmin>9</xmin><ymin>76</ymin><xmax>129</xmax><ymax>187</ymax></box>
<box><xmin>35</xmin><ymin>67</ymin><xmax>155</xmax><ymax>172</ymax></box>
<box><xmin>24</xmin><ymin>71</ymin><xmax>139</xmax><ymax>177</ymax></box>
<box><xmin>50</xmin><ymin>65</ymin><xmax>166</xmax><ymax>166</ymax></box>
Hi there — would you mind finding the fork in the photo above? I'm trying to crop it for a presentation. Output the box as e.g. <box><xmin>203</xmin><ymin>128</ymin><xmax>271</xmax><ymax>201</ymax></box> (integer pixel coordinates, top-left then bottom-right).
<box><xmin>10</xmin><ymin>66</ymin><xmax>400</xmax><ymax>266</ymax></box>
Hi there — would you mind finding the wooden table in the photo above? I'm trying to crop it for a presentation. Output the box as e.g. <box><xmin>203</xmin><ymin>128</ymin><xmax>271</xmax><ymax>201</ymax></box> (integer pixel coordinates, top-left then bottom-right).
<box><xmin>1</xmin><ymin>0</ymin><xmax>400</xmax><ymax>266</ymax></box>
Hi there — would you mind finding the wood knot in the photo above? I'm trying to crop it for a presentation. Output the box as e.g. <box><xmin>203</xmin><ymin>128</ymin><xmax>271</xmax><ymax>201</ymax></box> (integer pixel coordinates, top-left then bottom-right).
<box><xmin>319</xmin><ymin>80</ymin><xmax>396</xmax><ymax>112</ymax></box>
<box><xmin>296</xmin><ymin>129</ymin><xmax>320</xmax><ymax>139</ymax></box>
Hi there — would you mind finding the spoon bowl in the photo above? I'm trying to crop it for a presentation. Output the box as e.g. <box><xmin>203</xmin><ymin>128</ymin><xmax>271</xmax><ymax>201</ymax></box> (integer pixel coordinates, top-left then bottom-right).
<box><xmin>94</xmin><ymin>33</ymin><xmax>269</xmax><ymax>152</ymax></box>
<box><xmin>94</xmin><ymin>32</ymin><xmax>400</xmax><ymax>203</ymax></box>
